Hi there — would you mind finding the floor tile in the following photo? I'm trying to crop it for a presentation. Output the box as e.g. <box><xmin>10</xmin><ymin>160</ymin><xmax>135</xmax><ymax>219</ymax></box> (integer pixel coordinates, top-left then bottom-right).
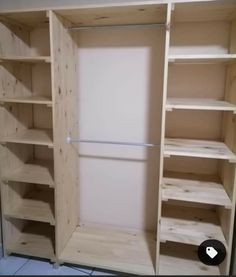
<box><xmin>0</xmin><ymin>255</ymin><xmax>29</xmax><ymax>275</ymax></box>
<box><xmin>91</xmin><ymin>268</ymin><xmax>118</xmax><ymax>275</ymax></box>
<box><xmin>15</xmin><ymin>258</ymin><xmax>89</xmax><ymax>275</ymax></box>
<box><xmin>67</xmin><ymin>264</ymin><xmax>93</xmax><ymax>275</ymax></box>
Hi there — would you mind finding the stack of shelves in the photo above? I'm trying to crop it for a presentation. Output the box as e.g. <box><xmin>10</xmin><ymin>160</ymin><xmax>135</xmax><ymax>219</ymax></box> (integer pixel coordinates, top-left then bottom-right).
<box><xmin>159</xmin><ymin>1</ymin><xmax>236</xmax><ymax>275</ymax></box>
<box><xmin>0</xmin><ymin>10</ymin><xmax>55</xmax><ymax>260</ymax></box>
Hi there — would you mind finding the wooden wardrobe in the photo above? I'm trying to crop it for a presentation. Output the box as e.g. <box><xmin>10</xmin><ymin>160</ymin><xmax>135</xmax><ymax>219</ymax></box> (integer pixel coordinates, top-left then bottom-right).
<box><xmin>0</xmin><ymin>0</ymin><xmax>236</xmax><ymax>275</ymax></box>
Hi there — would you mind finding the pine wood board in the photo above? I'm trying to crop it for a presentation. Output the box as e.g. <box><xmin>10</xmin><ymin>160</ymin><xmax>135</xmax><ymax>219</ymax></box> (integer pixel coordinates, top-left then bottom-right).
<box><xmin>159</xmin><ymin>242</ymin><xmax>220</xmax><ymax>275</ymax></box>
<box><xmin>6</xmin><ymin>222</ymin><xmax>55</xmax><ymax>259</ymax></box>
<box><xmin>162</xmin><ymin>171</ymin><xmax>232</xmax><ymax>208</ymax></box>
<box><xmin>5</xmin><ymin>189</ymin><xmax>55</xmax><ymax>225</ymax></box>
<box><xmin>161</xmin><ymin>204</ymin><xmax>226</xmax><ymax>246</ymax></box>
<box><xmin>0</xmin><ymin>95</ymin><xmax>52</xmax><ymax>105</ymax></box>
<box><xmin>2</xmin><ymin>159</ymin><xmax>54</xmax><ymax>187</ymax></box>
<box><xmin>0</xmin><ymin>56</ymin><xmax>51</xmax><ymax>63</ymax></box>
<box><xmin>168</xmin><ymin>54</ymin><xmax>236</xmax><ymax>64</ymax></box>
<box><xmin>166</xmin><ymin>98</ymin><xmax>236</xmax><ymax>112</ymax></box>
<box><xmin>164</xmin><ymin>138</ymin><xmax>236</xmax><ymax>161</ymax></box>
<box><xmin>59</xmin><ymin>224</ymin><xmax>156</xmax><ymax>275</ymax></box>
<box><xmin>1</xmin><ymin>128</ymin><xmax>53</xmax><ymax>147</ymax></box>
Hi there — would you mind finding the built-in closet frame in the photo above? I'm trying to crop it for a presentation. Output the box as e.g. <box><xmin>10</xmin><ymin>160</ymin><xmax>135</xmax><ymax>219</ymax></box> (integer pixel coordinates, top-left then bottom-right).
<box><xmin>0</xmin><ymin>0</ymin><xmax>235</xmax><ymax>275</ymax></box>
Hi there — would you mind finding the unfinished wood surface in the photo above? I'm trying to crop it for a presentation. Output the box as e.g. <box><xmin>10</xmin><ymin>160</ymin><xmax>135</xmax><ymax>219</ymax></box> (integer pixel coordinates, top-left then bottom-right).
<box><xmin>56</xmin><ymin>4</ymin><xmax>167</xmax><ymax>27</ymax></box>
<box><xmin>59</xmin><ymin>223</ymin><xmax>156</xmax><ymax>275</ymax></box>
<box><xmin>4</xmin><ymin>188</ymin><xmax>55</xmax><ymax>225</ymax></box>
<box><xmin>168</xmin><ymin>54</ymin><xmax>236</xmax><ymax>64</ymax></box>
<box><xmin>50</xmin><ymin>11</ymin><xmax>78</xmax><ymax>256</ymax></box>
<box><xmin>0</xmin><ymin>95</ymin><xmax>52</xmax><ymax>105</ymax></box>
<box><xmin>162</xmin><ymin>171</ymin><xmax>231</xmax><ymax>208</ymax></box>
<box><xmin>161</xmin><ymin>204</ymin><xmax>226</xmax><ymax>246</ymax></box>
<box><xmin>159</xmin><ymin>242</ymin><xmax>220</xmax><ymax>275</ymax></box>
<box><xmin>6</xmin><ymin>222</ymin><xmax>55</xmax><ymax>259</ymax></box>
<box><xmin>166</xmin><ymin>98</ymin><xmax>236</xmax><ymax>112</ymax></box>
<box><xmin>1</xmin><ymin>128</ymin><xmax>53</xmax><ymax>147</ymax></box>
<box><xmin>0</xmin><ymin>56</ymin><xmax>51</xmax><ymax>63</ymax></box>
<box><xmin>164</xmin><ymin>138</ymin><xmax>236</xmax><ymax>161</ymax></box>
<box><xmin>2</xmin><ymin>159</ymin><xmax>54</xmax><ymax>187</ymax></box>
<box><xmin>172</xmin><ymin>1</ymin><xmax>236</xmax><ymax>22</ymax></box>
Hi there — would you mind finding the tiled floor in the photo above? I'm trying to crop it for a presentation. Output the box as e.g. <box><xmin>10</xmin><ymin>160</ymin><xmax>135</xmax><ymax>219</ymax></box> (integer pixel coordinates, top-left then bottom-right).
<box><xmin>0</xmin><ymin>255</ymin><xmax>118</xmax><ymax>275</ymax></box>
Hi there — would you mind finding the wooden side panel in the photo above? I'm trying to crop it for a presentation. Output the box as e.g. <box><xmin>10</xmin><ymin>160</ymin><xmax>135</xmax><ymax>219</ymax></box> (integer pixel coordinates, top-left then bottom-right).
<box><xmin>156</xmin><ymin>3</ymin><xmax>171</xmax><ymax>274</ymax></box>
<box><xmin>50</xmin><ymin>11</ymin><xmax>78</xmax><ymax>255</ymax></box>
<box><xmin>230</xmin><ymin>20</ymin><xmax>236</xmax><ymax>54</ymax></box>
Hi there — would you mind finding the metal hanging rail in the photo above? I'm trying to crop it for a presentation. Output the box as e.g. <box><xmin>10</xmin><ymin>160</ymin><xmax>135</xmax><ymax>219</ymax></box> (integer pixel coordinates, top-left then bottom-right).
<box><xmin>67</xmin><ymin>137</ymin><xmax>160</xmax><ymax>148</ymax></box>
<box><xmin>67</xmin><ymin>22</ymin><xmax>167</xmax><ymax>31</ymax></box>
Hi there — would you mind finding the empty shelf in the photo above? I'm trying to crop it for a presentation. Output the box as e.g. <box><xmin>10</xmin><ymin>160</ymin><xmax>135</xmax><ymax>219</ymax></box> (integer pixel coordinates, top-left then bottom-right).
<box><xmin>1</xmin><ymin>129</ymin><xmax>53</xmax><ymax>147</ymax></box>
<box><xmin>168</xmin><ymin>54</ymin><xmax>236</xmax><ymax>64</ymax></box>
<box><xmin>0</xmin><ymin>95</ymin><xmax>52</xmax><ymax>105</ymax></box>
<box><xmin>159</xmin><ymin>242</ymin><xmax>220</xmax><ymax>275</ymax></box>
<box><xmin>0</xmin><ymin>56</ymin><xmax>51</xmax><ymax>63</ymax></box>
<box><xmin>59</xmin><ymin>224</ymin><xmax>156</xmax><ymax>275</ymax></box>
<box><xmin>2</xmin><ymin>159</ymin><xmax>54</xmax><ymax>187</ymax></box>
<box><xmin>164</xmin><ymin>138</ymin><xmax>236</xmax><ymax>161</ymax></box>
<box><xmin>161</xmin><ymin>205</ymin><xmax>226</xmax><ymax>246</ymax></box>
<box><xmin>162</xmin><ymin>171</ymin><xmax>231</xmax><ymax>208</ymax></box>
<box><xmin>7</xmin><ymin>222</ymin><xmax>55</xmax><ymax>260</ymax></box>
<box><xmin>5</xmin><ymin>189</ymin><xmax>55</xmax><ymax>225</ymax></box>
<box><xmin>166</xmin><ymin>98</ymin><xmax>236</xmax><ymax>112</ymax></box>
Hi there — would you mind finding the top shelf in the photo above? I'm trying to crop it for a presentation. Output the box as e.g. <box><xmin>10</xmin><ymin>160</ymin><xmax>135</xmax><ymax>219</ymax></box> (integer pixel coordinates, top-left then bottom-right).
<box><xmin>168</xmin><ymin>54</ymin><xmax>236</xmax><ymax>64</ymax></box>
<box><xmin>0</xmin><ymin>56</ymin><xmax>51</xmax><ymax>63</ymax></box>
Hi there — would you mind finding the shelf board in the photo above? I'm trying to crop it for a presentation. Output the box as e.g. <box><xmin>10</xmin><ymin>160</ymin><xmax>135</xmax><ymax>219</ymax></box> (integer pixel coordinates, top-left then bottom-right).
<box><xmin>164</xmin><ymin>138</ymin><xmax>236</xmax><ymax>162</ymax></box>
<box><xmin>162</xmin><ymin>171</ymin><xmax>231</xmax><ymax>208</ymax></box>
<box><xmin>0</xmin><ymin>56</ymin><xmax>51</xmax><ymax>63</ymax></box>
<box><xmin>160</xmin><ymin>205</ymin><xmax>226</xmax><ymax>247</ymax></box>
<box><xmin>168</xmin><ymin>54</ymin><xmax>236</xmax><ymax>64</ymax></box>
<box><xmin>166</xmin><ymin>98</ymin><xmax>236</xmax><ymax>113</ymax></box>
<box><xmin>5</xmin><ymin>189</ymin><xmax>55</xmax><ymax>225</ymax></box>
<box><xmin>159</xmin><ymin>242</ymin><xmax>220</xmax><ymax>275</ymax></box>
<box><xmin>1</xmin><ymin>128</ymin><xmax>53</xmax><ymax>147</ymax></box>
<box><xmin>2</xmin><ymin>159</ymin><xmax>54</xmax><ymax>187</ymax></box>
<box><xmin>59</xmin><ymin>223</ymin><xmax>156</xmax><ymax>275</ymax></box>
<box><xmin>6</xmin><ymin>222</ymin><xmax>55</xmax><ymax>260</ymax></box>
<box><xmin>0</xmin><ymin>95</ymin><xmax>52</xmax><ymax>105</ymax></box>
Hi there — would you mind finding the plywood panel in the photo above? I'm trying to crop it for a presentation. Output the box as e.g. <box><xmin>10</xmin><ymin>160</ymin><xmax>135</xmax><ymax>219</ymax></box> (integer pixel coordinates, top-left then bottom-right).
<box><xmin>50</xmin><ymin>11</ymin><xmax>78</xmax><ymax>255</ymax></box>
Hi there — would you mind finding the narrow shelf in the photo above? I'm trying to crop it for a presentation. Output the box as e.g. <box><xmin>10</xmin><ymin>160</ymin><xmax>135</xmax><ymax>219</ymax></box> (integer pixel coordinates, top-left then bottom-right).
<box><xmin>5</xmin><ymin>189</ymin><xmax>55</xmax><ymax>225</ymax></box>
<box><xmin>2</xmin><ymin>159</ymin><xmax>54</xmax><ymax>187</ymax></box>
<box><xmin>59</xmin><ymin>224</ymin><xmax>156</xmax><ymax>275</ymax></box>
<box><xmin>162</xmin><ymin>171</ymin><xmax>231</xmax><ymax>208</ymax></box>
<box><xmin>0</xmin><ymin>95</ymin><xmax>52</xmax><ymax>105</ymax></box>
<box><xmin>164</xmin><ymin>138</ymin><xmax>236</xmax><ymax>162</ymax></box>
<box><xmin>166</xmin><ymin>98</ymin><xmax>236</xmax><ymax>113</ymax></box>
<box><xmin>160</xmin><ymin>205</ymin><xmax>226</xmax><ymax>246</ymax></box>
<box><xmin>1</xmin><ymin>128</ymin><xmax>53</xmax><ymax>147</ymax></box>
<box><xmin>168</xmin><ymin>54</ymin><xmax>236</xmax><ymax>64</ymax></box>
<box><xmin>0</xmin><ymin>56</ymin><xmax>51</xmax><ymax>63</ymax></box>
<box><xmin>159</xmin><ymin>242</ymin><xmax>220</xmax><ymax>275</ymax></box>
<box><xmin>6</xmin><ymin>222</ymin><xmax>55</xmax><ymax>260</ymax></box>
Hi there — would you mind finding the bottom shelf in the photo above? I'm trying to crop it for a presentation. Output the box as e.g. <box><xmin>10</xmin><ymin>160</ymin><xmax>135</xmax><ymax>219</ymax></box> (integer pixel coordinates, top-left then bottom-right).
<box><xmin>59</xmin><ymin>223</ymin><xmax>156</xmax><ymax>275</ymax></box>
<box><xmin>6</xmin><ymin>221</ymin><xmax>55</xmax><ymax>260</ymax></box>
<box><xmin>159</xmin><ymin>242</ymin><xmax>220</xmax><ymax>275</ymax></box>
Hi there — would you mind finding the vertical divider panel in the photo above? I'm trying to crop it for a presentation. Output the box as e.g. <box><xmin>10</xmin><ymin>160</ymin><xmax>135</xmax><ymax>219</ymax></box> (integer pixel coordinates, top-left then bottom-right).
<box><xmin>156</xmin><ymin>3</ymin><xmax>172</xmax><ymax>274</ymax></box>
<box><xmin>49</xmin><ymin>11</ymin><xmax>78</xmax><ymax>256</ymax></box>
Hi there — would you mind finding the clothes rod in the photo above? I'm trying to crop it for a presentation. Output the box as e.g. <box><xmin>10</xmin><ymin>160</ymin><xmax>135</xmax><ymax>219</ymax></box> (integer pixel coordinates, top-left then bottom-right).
<box><xmin>67</xmin><ymin>22</ymin><xmax>166</xmax><ymax>31</ymax></box>
<box><xmin>67</xmin><ymin>137</ymin><xmax>159</xmax><ymax>147</ymax></box>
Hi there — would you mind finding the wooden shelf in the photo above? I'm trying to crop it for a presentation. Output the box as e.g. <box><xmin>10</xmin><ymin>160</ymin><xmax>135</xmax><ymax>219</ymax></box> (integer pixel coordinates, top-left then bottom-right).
<box><xmin>166</xmin><ymin>98</ymin><xmax>236</xmax><ymax>112</ymax></box>
<box><xmin>0</xmin><ymin>56</ymin><xmax>51</xmax><ymax>63</ymax></box>
<box><xmin>2</xmin><ymin>159</ymin><xmax>54</xmax><ymax>187</ymax></box>
<box><xmin>0</xmin><ymin>95</ymin><xmax>52</xmax><ymax>105</ymax></box>
<box><xmin>1</xmin><ymin>128</ymin><xmax>53</xmax><ymax>147</ymax></box>
<box><xmin>59</xmin><ymin>224</ymin><xmax>156</xmax><ymax>275</ymax></box>
<box><xmin>160</xmin><ymin>205</ymin><xmax>226</xmax><ymax>247</ymax></box>
<box><xmin>162</xmin><ymin>171</ymin><xmax>231</xmax><ymax>208</ymax></box>
<box><xmin>5</xmin><ymin>189</ymin><xmax>55</xmax><ymax>225</ymax></box>
<box><xmin>6</xmin><ymin>222</ymin><xmax>55</xmax><ymax>260</ymax></box>
<box><xmin>168</xmin><ymin>54</ymin><xmax>236</xmax><ymax>64</ymax></box>
<box><xmin>159</xmin><ymin>242</ymin><xmax>220</xmax><ymax>275</ymax></box>
<box><xmin>164</xmin><ymin>138</ymin><xmax>236</xmax><ymax>162</ymax></box>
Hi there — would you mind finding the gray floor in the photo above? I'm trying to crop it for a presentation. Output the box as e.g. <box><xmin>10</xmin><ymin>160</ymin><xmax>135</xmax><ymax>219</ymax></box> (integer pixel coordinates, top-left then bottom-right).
<box><xmin>0</xmin><ymin>254</ymin><xmax>118</xmax><ymax>275</ymax></box>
